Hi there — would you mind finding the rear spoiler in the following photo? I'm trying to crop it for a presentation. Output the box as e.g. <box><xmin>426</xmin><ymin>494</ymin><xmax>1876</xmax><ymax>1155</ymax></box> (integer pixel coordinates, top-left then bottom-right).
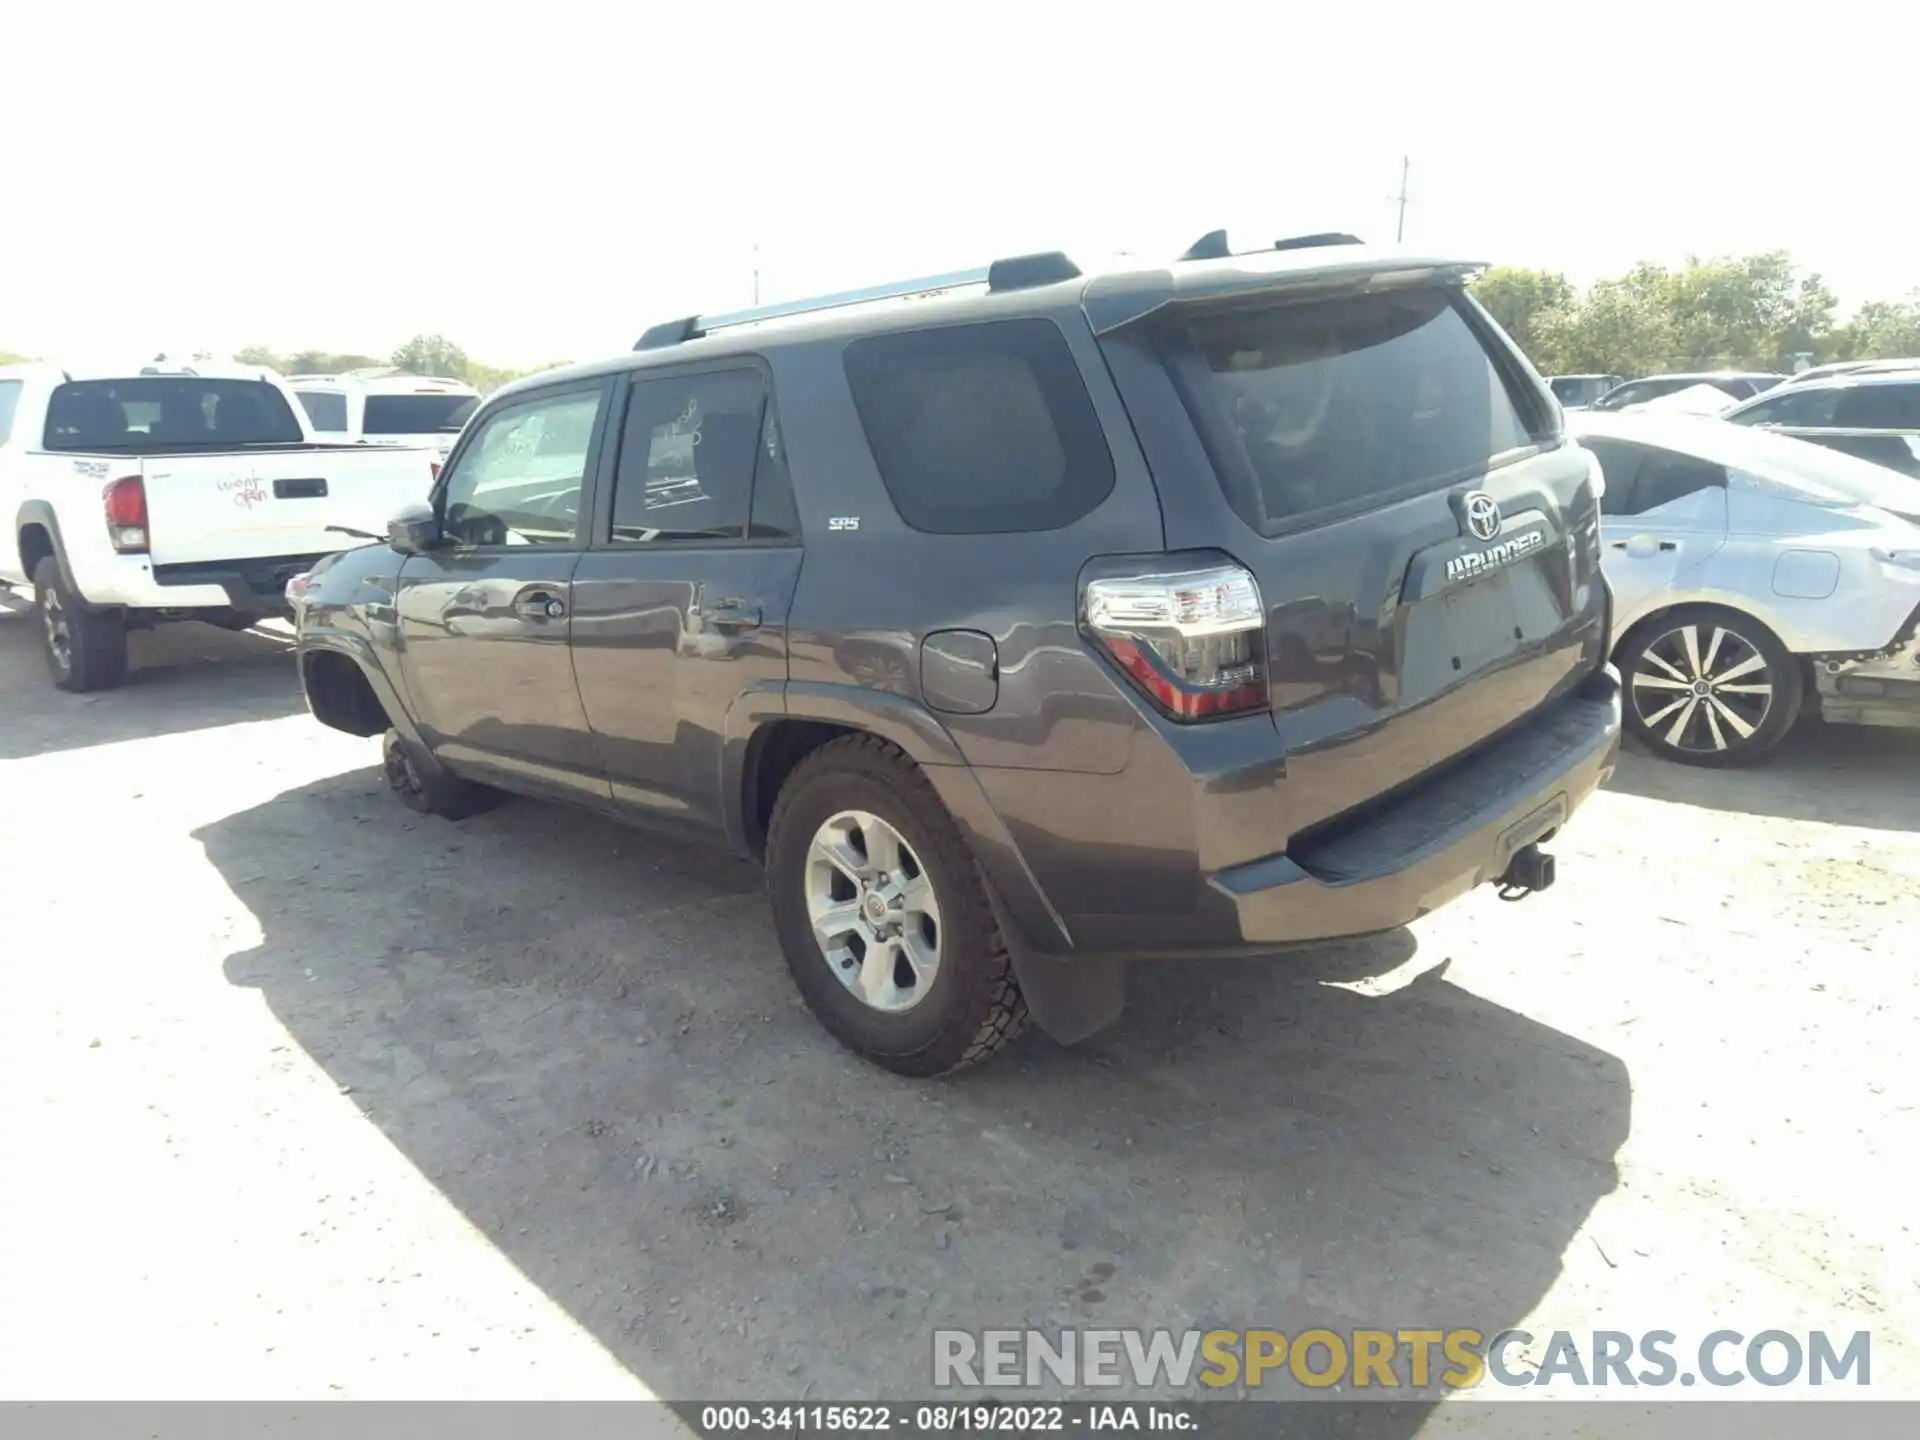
<box><xmin>1082</xmin><ymin>249</ymin><xmax>1487</xmax><ymax>335</ymax></box>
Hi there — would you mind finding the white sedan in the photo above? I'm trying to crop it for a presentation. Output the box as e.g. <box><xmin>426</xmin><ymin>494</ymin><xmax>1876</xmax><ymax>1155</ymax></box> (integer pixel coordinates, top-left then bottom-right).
<box><xmin>1570</xmin><ymin>409</ymin><xmax>1920</xmax><ymax>766</ymax></box>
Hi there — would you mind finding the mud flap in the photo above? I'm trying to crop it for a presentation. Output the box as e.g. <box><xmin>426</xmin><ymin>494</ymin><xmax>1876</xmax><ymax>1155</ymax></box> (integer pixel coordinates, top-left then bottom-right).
<box><xmin>988</xmin><ymin>891</ymin><xmax>1126</xmax><ymax>1044</ymax></box>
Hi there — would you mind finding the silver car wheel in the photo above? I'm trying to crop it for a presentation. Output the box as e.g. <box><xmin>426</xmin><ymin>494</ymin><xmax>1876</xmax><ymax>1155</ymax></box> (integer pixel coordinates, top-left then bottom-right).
<box><xmin>805</xmin><ymin>809</ymin><xmax>942</xmax><ymax>1014</ymax></box>
<box><xmin>1631</xmin><ymin>621</ymin><xmax>1775</xmax><ymax>755</ymax></box>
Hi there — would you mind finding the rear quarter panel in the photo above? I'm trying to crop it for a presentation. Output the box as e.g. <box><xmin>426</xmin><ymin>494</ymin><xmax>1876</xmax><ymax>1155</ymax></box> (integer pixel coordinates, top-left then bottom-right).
<box><xmin>770</xmin><ymin>317</ymin><xmax>1165</xmax><ymax>777</ymax></box>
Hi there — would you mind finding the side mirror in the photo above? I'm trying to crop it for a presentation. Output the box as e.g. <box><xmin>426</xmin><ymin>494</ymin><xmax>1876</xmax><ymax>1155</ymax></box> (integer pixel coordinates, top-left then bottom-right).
<box><xmin>388</xmin><ymin>501</ymin><xmax>441</xmax><ymax>555</ymax></box>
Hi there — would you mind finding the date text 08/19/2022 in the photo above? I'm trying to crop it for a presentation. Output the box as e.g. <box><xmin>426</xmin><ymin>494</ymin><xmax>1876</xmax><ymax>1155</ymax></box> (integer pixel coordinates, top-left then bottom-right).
<box><xmin>694</xmin><ymin>1404</ymin><xmax>1194</xmax><ymax>1433</ymax></box>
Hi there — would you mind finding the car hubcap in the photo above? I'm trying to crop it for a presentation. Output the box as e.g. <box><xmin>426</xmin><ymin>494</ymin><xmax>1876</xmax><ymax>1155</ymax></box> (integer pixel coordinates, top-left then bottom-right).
<box><xmin>804</xmin><ymin>809</ymin><xmax>941</xmax><ymax>1014</ymax></box>
<box><xmin>1632</xmin><ymin>623</ymin><xmax>1774</xmax><ymax>754</ymax></box>
<box><xmin>42</xmin><ymin>588</ymin><xmax>71</xmax><ymax>672</ymax></box>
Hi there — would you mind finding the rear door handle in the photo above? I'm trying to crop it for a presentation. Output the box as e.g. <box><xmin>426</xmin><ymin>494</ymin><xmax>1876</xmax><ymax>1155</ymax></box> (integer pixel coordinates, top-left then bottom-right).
<box><xmin>513</xmin><ymin>586</ymin><xmax>568</xmax><ymax>621</ymax></box>
<box><xmin>696</xmin><ymin>593</ymin><xmax>761</xmax><ymax>629</ymax></box>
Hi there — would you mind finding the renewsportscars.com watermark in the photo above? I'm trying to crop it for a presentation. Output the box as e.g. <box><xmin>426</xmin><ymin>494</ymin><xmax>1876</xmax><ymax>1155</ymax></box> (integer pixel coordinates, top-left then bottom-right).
<box><xmin>933</xmin><ymin>1328</ymin><xmax>1872</xmax><ymax>1392</ymax></box>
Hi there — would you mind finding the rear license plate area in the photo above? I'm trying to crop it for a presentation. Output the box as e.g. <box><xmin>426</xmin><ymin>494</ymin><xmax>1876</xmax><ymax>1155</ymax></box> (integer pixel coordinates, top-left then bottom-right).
<box><xmin>273</xmin><ymin>478</ymin><xmax>328</xmax><ymax>500</ymax></box>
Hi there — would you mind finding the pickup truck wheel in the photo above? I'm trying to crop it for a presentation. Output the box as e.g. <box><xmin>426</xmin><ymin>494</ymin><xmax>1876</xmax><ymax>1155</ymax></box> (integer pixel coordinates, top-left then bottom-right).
<box><xmin>766</xmin><ymin>734</ymin><xmax>1028</xmax><ymax>1076</ymax></box>
<box><xmin>33</xmin><ymin>557</ymin><xmax>128</xmax><ymax>693</ymax></box>
<box><xmin>382</xmin><ymin>731</ymin><xmax>501</xmax><ymax>820</ymax></box>
<box><xmin>1618</xmin><ymin>606</ymin><xmax>1801</xmax><ymax>768</ymax></box>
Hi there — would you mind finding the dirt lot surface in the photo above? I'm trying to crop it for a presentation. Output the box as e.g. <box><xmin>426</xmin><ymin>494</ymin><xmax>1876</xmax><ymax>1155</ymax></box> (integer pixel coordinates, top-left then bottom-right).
<box><xmin>3</xmin><ymin>600</ymin><xmax>1916</xmax><ymax>1421</ymax></box>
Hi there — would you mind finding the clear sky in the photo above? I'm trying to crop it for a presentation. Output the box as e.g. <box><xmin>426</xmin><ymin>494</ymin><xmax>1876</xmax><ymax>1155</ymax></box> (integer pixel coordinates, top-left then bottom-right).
<box><xmin>11</xmin><ymin>1</ymin><xmax>1915</xmax><ymax>369</ymax></box>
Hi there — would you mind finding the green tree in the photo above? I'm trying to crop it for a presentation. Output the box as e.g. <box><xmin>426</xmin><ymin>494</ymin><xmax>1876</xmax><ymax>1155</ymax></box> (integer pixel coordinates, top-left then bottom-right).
<box><xmin>1833</xmin><ymin>295</ymin><xmax>1920</xmax><ymax>361</ymax></box>
<box><xmin>1472</xmin><ymin>267</ymin><xmax>1576</xmax><ymax>372</ymax></box>
<box><xmin>390</xmin><ymin>334</ymin><xmax>469</xmax><ymax>380</ymax></box>
<box><xmin>1555</xmin><ymin>264</ymin><xmax>1677</xmax><ymax>377</ymax></box>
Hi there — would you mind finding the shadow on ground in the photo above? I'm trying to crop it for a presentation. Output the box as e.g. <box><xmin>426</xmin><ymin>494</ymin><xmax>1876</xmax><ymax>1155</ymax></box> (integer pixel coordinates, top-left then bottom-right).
<box><xmin>200</xmin><ymin>768</ymin><xmax>1629</xmax><ymax>1427</ymax></box>
<box><xmin>0</xmin><ymin>597</ymin><xmax>304</xmax><ymax>761</ymax></box>
<box><xmin>1605</xmin><ymin>720</ymin><xmax>1920</xmax><ymax>832</ymax></box>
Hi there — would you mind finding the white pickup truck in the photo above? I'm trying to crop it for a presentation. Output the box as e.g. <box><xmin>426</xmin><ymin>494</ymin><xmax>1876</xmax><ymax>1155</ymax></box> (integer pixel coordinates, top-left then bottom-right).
<box><xmin>0</xmin><ymin>360</ymin><xmax>437</xmax><ymax>692</ymax></box>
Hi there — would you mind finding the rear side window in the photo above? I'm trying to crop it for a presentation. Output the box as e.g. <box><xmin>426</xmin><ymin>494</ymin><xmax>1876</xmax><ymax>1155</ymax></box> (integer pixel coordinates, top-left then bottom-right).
<box><xmin>1729</xmin><ymin>385</ymin><xmax>1840</xmax><ymax>428</ymax></box>
<box><xmin>296</xmin><ymin>391</ymin><xmax>349</xmax><ymax>432</ymax></box>
<box><xmin>1173</xmin><ymin>289</ymin><xmax>1545</xmax><ymax>533</ymax></box>
<box><xmin>0</xmin><ymin>379</ymin><xmax>21</xmax><ymax>445</ymax></box>
<box><xmin>1634</xmin><ymin>448</ymin><xmax>1728</xmax><ymax>512</ymax></box>
<box><xmin>1580</xmin><ymin>438</ymin><xmax>1644</xmax><ymax>515</ymax></box>
<box><xmin>843</xmin><ymin>319</ymin><xmax>1115</xmax><ymax>534</ymax></box>
<box><xmin>1835</xmin><ymin>382</ymin><xmax>1920</xmax><ymax>430</ymax></box>
<box><xmin>364</xmin><ymin>393</ymin><xmax>479</xmax><ymax>435</ymax></box>
<box><xmin>611</xmin><ymin>368</ymin><xmax>769</xmax><ymax>543</ymax></box>
<box><xmin>43</xmin><ymin>378</ymin><xmax>305</xmax><ymax>451</ymax></box>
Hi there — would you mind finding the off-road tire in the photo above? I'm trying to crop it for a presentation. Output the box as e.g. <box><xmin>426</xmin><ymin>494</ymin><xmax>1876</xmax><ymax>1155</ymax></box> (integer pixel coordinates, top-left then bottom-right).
<box><xmin>766</xmin><ymin>733</ymin><xmax>1028</xmax><ymax>1076</ymax></box>
<box><xmin>1616</xmin><ymin>604</ymin><xmax>1802</xmax><ymax>769</ymax></box>
<box><xmin>34</xmin><ymin>556</ymin><xmax>128</xmax><ymax>693</ymax></box>
<box><xmin>382</xmin><ymin>730</ymin><xmax>502</xmax><ymax>820</ymax></box>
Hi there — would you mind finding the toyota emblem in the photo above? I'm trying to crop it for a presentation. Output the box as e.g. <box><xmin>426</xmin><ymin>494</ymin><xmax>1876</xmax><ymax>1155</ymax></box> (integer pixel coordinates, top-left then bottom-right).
<box><xmin>1463</xmin><ymin>491</ymin><xmax>1502</xmax><ymax>541</ymax></box>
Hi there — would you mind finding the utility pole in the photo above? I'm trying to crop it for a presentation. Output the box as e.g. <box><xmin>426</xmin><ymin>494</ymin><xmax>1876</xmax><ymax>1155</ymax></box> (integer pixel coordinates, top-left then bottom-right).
<box><xmin>1393</xmin><ymin>156</ymin><xmax>1411</xmax><ymax>243</ymax></box>
<box><xmin>752</xmin><ymin>243</ymin><xmax>761</xmax><ymax>305</ymax></box>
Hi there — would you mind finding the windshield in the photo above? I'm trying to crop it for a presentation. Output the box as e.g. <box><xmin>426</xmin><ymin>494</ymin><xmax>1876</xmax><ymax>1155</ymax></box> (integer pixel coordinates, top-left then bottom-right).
<box><xmin>43</xmin><ymin>378</ymin><xmax>305</xmax><ymax>452</ymax></box>
<box><xmin>363</xmin><ymin>393</ymin><xmax>477</xmax><ymax>435</ymax></box>
<box><xmin>1594</xmin><ymin>378</ymin><xmax>1688</xmax><ymax>410</ymax></box>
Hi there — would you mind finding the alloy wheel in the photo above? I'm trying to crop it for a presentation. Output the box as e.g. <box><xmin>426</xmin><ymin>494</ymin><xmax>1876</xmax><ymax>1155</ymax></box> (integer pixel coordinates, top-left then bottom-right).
<box><xmin>804</xmin><ymin>809</ymin><xmax>942</xmax><ymax>1014</ymax></box>
<box><xmin>1630</xmin><ymin>622</ymin><xmax>1775</xmax><ymax>756</ymax></box>
<box><xmin>42</xmin><ymin>586</ymin><xmax>71</xmax><ymax>675</ymax></box>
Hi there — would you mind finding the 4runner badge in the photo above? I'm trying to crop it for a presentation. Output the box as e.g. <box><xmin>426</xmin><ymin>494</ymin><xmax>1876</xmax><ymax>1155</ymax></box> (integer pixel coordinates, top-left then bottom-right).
<box><xmin>1447</xmin><ymin>528</ymin><xmax>1545</xmax><ymax>583</ymax></box>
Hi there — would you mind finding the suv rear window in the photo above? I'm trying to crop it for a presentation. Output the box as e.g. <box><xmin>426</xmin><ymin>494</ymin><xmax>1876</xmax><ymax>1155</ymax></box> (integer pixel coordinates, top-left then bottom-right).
<box><xmin>843</xmin><ymin>318</ymin><xmax>1115</xmax><ymax>534</ymax></box>
<box><xmin>295</xmin><ymin>391</ymin><xmax>350</xmax><ymax>432</ymax></box>
<box><xmin>364</xmin><ymin>393</ymin><xmax>478</xmax><ymax>435</ymax></box>
<box><xmin>43</xmin><ymin>378</ymin><xmax>305</xmax><ymax>452</ymax></box>
<box><xmin>1173</xmin><ymin>289</ymin><xmax>1546</xmax><ymax>533</ymax></box>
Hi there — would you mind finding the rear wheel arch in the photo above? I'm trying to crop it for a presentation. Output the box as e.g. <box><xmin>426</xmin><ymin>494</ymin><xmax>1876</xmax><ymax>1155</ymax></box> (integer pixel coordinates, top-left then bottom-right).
<box><xmin>14</xmin><ymin>504</ymin><xmax>76</xmax><ymax>593</ymax></box>
<box><xmin>732</xmin><ymin>682</ymin><xmax>967</xmax><ymax>859</ymax></box>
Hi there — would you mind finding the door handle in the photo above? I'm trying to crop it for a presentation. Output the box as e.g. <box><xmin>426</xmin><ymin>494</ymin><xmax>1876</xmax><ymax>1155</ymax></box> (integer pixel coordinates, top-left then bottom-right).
<box><xmin>513</xmin><ymin>587</ymin><xmax>568</xmax><ymax>621</ymax></box>
<box><xmin>695</xmin><ymin>593</ymin><xmax>761</xmax><ymax>629</ymax></box>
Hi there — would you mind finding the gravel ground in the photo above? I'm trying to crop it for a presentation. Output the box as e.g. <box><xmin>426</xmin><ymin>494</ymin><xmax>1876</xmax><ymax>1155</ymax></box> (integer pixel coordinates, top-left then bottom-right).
<box><xmin>2</xmin><ymin>599</ymin><xmax>1915</xmax><ymax>1423</ymax></box>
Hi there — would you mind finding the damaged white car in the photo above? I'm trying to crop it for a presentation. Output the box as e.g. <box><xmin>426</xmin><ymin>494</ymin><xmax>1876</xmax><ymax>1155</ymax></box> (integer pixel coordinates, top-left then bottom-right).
<box><xmin>1570</xmin><ymin>409</ymin><xmax>1920</xmax><ymax>766</ymax></box>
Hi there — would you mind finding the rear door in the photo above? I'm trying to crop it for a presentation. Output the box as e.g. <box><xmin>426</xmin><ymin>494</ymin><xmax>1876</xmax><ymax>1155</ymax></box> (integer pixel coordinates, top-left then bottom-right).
<box><xmin>395</xmin><ymin>379</ymin><xmax>612</xmax><ymax>805</ymax></box>
<box><xmin>1102</xmin><ymin>280</ymin><xmax>1609</xmax><ymax>834</ymax></box>
<box><xmin>569</xmin><ymin>362</ymin><xmax>803</xmax><ymax>835</ymax></box>
<box><xmin>1585</xmin><ymin>437</ymin><xmax>1730</xmax><ymax>634</ymax></box>
<box><xmin>1825</xmin><ymin>381</ymin><xmax>1920</xmax><ymax>478</ymax></box>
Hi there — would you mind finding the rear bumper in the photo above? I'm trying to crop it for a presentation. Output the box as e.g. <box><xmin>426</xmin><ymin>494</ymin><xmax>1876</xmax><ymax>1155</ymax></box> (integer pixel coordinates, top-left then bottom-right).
<box><xmin>1040</xmin><ymin>667</ymin><xmax>1621</xmax><ymax>958</ymax></box>
<box><xmin>1212</xmin><ymin>666</ymin><xmax>1620</xmax><ymax>945</ymax></box>
<box><xmin>149</xmin><ymin>554</ymin><xmax>331</xmax><ymax>615</ymax></box>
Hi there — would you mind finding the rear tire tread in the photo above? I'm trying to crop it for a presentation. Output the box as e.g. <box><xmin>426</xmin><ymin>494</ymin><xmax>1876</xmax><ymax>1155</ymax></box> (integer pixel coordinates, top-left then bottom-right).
<box><xmin>33</xmin><ymin>557</ymin><xmax>128</xmax><ymax>693</ymax></box>
<box><xmin>766</xmin><ymin>733</ymin><xmax>1028</xmax><ymax>1076</ymax></box>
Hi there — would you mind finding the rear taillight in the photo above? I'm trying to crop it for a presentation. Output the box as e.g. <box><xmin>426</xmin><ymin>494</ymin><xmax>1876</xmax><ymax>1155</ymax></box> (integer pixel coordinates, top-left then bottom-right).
<box><xmin>1082</xmin><ymin>560</ymin><xmax>1268</xmax><ymax>721</ymax></box>
<box><xmin>103</xmin><ymin>476</ymin><xmax>149</xmax><ymax>553</ymax></box>
<box><xmin>429</xmin><ymin>460</ymin><xmax>442</xmax><ymax>481</ymax></box>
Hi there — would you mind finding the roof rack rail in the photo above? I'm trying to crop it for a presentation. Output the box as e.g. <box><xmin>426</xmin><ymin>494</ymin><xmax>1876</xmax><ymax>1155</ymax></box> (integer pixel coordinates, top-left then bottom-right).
<box><xmin>633</xmin><ymin>250</ymin><xmax>1084</xmax><ymax>351</ymax></box>
<box><xmin>1178</xmin><ymin>230</ymin><xmax>1366</xmax><ymax>261</ymax></box>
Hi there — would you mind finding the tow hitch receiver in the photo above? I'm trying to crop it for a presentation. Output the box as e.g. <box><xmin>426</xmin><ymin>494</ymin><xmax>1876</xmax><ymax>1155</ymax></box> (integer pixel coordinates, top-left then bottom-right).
<box><xmin>1496</xmin><ymin>842</ymin><xmax>1556</xmax><ymax>901</ymax></box>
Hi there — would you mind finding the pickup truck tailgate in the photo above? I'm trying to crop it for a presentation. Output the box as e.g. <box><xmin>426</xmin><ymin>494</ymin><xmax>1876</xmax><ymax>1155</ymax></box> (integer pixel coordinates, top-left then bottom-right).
<box><xmin>140</xmin><ymin>447</ymin><xmax>436</xmax><ymax>565</ymax></box>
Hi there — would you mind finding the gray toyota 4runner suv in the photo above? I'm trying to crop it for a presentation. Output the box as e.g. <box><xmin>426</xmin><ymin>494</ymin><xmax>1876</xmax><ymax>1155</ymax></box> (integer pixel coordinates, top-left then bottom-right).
<box><xmin>292</xmin><ymin>231</ymin><xmax>1622</xmax><ymax>1076</ymax></box>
